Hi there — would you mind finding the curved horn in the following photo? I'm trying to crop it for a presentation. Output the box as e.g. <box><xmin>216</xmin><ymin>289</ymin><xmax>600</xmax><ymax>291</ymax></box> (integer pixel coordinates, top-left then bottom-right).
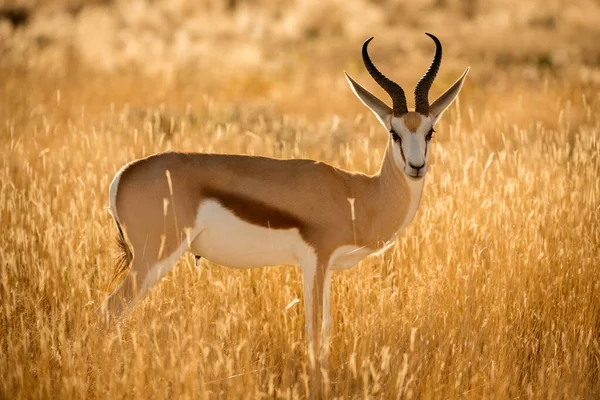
<box><xmin>414</xmin><ymin>33</ymin><xmax>443</xmax><ymax>115</ymax></box>
<box><xmin>362</xmin><ymin>37</ymin><xmax>408</xmax><ymax>117</ymax></box>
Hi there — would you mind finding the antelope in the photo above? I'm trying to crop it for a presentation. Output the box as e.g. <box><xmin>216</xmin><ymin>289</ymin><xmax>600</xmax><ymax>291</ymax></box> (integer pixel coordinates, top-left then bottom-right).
<box><xmin>103</xmin><ymin>33</ymin><xmax>468</xmax><ymax>392</ymax></box>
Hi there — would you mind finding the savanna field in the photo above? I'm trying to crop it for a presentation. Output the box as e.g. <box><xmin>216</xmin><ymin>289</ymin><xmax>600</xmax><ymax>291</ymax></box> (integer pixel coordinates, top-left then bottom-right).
<box><xmin>1</xmin><ymin>0</ymin><xmax>599</xmax><ymax>398</ymax></box>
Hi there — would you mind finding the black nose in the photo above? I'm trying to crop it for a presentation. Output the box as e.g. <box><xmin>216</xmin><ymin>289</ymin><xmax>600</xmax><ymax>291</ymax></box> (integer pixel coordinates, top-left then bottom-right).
<box><xmin>409</xmin><ymin>162</ymin><xmax>425</xmax><ymax>171</ymax></box>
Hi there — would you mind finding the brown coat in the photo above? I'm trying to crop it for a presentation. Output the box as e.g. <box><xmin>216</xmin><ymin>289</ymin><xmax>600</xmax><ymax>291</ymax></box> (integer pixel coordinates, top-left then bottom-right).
<box><xmin>115</xmin><ymin>150</ymin><xmax>412</xmax><ymax>265</ymax></box>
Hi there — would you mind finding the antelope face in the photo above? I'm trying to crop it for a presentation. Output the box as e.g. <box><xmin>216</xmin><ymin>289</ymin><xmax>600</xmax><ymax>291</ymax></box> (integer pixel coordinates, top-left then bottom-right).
<box><xmin>345</xmin><ymin>33</ymin><xmax>469</xmax><ymax>182</ymax></box>
<box><xmin>390</xmin><ymin>112</ymin><xmax>433</xmax><ymax>181</ymax></box>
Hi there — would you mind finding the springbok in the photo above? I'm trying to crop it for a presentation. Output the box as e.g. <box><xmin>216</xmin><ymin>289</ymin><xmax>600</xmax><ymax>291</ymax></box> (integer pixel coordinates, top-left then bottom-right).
<box><xmin>103</xmin><ymin>33</ymin><xmax>468</xmax><ymax>391</ymax></box>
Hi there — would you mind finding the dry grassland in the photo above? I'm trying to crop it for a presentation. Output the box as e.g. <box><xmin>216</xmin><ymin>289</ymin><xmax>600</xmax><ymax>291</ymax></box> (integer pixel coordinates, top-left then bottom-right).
<box><xmin>1</xmin><ymin>0</ymin><xmax>599</xmax><ymax>398</ymax></box>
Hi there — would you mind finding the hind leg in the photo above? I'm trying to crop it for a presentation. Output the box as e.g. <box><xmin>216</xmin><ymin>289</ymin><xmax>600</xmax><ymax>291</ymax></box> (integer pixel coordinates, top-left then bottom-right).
<box><xmin>104</xmin><ymin>266</ymin><xmax>139</xmax><ymax>319</ymax></box>
<box><xmin>104</xmin><ymin>241</ymin><xmax>188</xmax><ymax>318</ymax></box>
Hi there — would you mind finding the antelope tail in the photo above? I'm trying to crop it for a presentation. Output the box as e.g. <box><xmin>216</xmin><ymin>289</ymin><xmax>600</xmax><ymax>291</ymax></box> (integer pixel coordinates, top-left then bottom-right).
<box><xmin>110</xmin><ymin>214</ymin><xmax>132</xmax><ymax>286</ymax></box>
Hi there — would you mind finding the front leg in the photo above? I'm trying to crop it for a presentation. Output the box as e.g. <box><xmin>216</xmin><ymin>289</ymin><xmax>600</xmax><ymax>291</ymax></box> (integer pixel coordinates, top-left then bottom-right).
<box><xmin>301</xmin><ymin>254</ymin><xmax>328</xmax><ymax>398</ymax></box>
<box><xmin>320</xmin><ymin>269</ymin><xmax>333</xmax><ymax>364</ymax></box>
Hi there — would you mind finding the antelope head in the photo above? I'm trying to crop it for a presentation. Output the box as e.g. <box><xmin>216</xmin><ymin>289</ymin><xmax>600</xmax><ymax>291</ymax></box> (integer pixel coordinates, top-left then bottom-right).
<box><xmin>346</xmin><ymin>33</ymin><xmax>469</xmax><ymax>181</ymax></box>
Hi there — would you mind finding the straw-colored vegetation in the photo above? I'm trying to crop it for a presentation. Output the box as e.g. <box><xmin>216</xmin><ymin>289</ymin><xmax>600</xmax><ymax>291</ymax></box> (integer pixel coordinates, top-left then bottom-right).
<box><xmin>1</xmin><ymin>0</ymin><xmax>599</xmax><ymax>398</ymax></box>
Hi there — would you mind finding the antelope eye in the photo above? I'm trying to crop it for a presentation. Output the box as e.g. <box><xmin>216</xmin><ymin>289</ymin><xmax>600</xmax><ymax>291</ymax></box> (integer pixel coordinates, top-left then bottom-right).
<box><xmin>426</xmin><ymin>128</ymin><xmax>435</xmax><ymax>141</ymax></box>
<box><xmin>391</xmin><ymin>131</ymin><xmax>401</xmax><ymax>143</ymax></box>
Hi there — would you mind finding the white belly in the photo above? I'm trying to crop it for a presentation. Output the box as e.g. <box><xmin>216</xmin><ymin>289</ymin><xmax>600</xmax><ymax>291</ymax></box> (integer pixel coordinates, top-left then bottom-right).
<box><xmin>329</xmin><ymin>245</ymin><xmax>374</xmax><ymax>270</ymax></box>
<box><xmin>190</xmin><ymin>200</ymin><xmax>306</xmax><ymax>268</ymax></box>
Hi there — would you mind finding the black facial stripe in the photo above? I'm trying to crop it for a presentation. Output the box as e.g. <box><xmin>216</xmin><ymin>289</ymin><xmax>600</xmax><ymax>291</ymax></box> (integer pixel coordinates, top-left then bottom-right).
<box><xmin>390</xmin><ymin>129</ymin><xmax>407</xmax><ymax>164</ymax></box>
<box><xmin>424</xmin><ymin>128</ymin><xmax>434</xmax><ymax>158</ymax></box>
<box><xmin>399</xmin><ymin>140</ymin><xmax>407</xmax><ymax>164</ymax></box>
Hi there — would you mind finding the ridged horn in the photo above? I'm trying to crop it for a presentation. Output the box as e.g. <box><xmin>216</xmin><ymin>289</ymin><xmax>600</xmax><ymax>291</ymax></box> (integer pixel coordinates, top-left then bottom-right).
<box><xmin>414</xmin><ymin>33</ymin><xmax>443</xmax><ymax>115</ymax></box>
<box><xmin>362</xmin><ymin>37</ymin><xmax>408</xmax><ymax>117</ymax></box>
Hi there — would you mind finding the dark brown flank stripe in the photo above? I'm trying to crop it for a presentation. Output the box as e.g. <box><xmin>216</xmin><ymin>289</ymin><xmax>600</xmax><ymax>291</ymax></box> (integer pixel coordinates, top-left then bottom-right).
<box><xmin>203</xmin><ymin>188</ymin><xmax>302</xmax><ymax>230</ymax></box>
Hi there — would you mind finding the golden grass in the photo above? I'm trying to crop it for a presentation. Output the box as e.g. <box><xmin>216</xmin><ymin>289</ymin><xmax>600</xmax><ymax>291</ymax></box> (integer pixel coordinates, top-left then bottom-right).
<box><xmin>1</xmin><ymin>1</ymin><xmax>600</xmax><ymax>398</ymax></box>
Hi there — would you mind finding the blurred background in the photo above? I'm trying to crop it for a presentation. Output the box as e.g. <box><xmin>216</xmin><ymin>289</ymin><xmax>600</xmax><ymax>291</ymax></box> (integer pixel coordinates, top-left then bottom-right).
<box><xmin>1</xmin><ymin>1</ymin><xmax>600</xmax><ymax>398</ymax></box>
<box><xmin>1</xmin><ymin>0</ymin><xmax>599</xmax><ymax>113</ymax></box>
<box><xmin>1</xmin><ymin>0</ymin><xmax>599</xmax><ymax>71</ymax></box>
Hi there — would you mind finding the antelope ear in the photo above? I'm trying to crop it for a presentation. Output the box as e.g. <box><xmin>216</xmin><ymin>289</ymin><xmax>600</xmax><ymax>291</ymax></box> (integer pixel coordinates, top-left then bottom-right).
<box><xmin>345</xmin><ymin>72</ymin><xmax>392</xmax><ymax>129</ymax></box>
<box><xmin>430</xmin><ymin>67</ymin><xmax>470</xmax><ymax>124</ymax></box>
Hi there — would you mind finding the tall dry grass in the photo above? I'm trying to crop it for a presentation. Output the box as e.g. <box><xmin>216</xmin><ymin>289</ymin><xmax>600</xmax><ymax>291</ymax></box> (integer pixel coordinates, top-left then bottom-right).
<box><xmin>1</xmin><ymin>0</ymin><xmax>600</xmax><ymax>398</ymax></box>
